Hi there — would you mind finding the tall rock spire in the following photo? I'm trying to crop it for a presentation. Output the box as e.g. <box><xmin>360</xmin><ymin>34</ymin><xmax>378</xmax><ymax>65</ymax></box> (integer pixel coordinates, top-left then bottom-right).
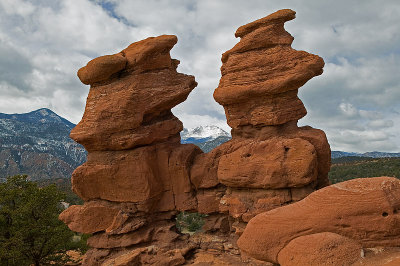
<box><xmin>191</xmin><ymin>10</ymin><xmax>331</xmax><ymax>231</ymax></box>
<box><xmin>214</xmin><ymin>9</ymin><xmax>324</xmax><ymax>128</ymax></box>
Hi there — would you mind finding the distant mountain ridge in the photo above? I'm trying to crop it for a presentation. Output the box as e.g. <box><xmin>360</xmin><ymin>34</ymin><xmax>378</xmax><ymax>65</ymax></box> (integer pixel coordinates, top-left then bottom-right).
<box><xmin>0</xmin><ymin>108</ymin><xmax>86</xmax><ymax>181</ymax></box>
<box><xmin>0</xmin><ymin>110</ymin><xmax>234</xmax><ymax>181</ymax></box>
<box><xmin>331</xmin><ymin>151</ymin><xmax>400</xmax><ymax>159</ymax></box>
<box><xmin>0</xmin><ymin>109</ymin><xmax>75</xmax><ymax>128</ymax></box>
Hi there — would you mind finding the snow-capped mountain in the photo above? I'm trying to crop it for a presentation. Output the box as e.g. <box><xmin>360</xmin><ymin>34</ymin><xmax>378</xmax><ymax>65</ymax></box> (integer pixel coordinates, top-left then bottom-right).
<box><xmin>0</xmin><ymin>108</ymin><xmax>86</xmax><ymax>181</ymax></box>
<box><xmin>181</xmin><ymin>125</ymin><xmax>231</xmax><ymax>152</ymax></box>
<box><xmin>181</xmin><ymin>125</ymin><xmax>230</xmax><ymax>140</ymax></box>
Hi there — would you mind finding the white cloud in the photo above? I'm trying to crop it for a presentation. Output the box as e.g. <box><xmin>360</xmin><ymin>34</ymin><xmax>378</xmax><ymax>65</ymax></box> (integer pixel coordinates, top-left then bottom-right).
<box><xmin>367</xmin><ymin>120</ymin><xmax>394</xmax><ymax>128</ymax></box>
<box><xmin>339</xmin><ymin>103</ymin><xmax>358</xmax><ymax>118</ymax></box>
<box><xmin>1</xmin><ymin>0</ymin><xmax>35</xmax><ymax>17</ymax></box>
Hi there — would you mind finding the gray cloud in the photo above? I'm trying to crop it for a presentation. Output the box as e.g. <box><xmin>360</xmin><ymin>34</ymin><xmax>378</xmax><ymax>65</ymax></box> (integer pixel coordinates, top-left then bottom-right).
<box><xmin>0</xmin><ymin>0</ymin><xmax>399</xmax><ymax>152</ymax></box>
<box><xmin>0</xmin><ymin>41</ymin><xmax>33</xmax><ymax>92</ymax></box>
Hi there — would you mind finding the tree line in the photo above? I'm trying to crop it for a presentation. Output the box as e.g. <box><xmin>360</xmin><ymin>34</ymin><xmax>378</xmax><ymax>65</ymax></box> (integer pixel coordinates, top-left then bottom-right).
<box><xmin>329</xmin><ymin>157</ymin><xmax>400</xmax><ymax>184</ymax></box>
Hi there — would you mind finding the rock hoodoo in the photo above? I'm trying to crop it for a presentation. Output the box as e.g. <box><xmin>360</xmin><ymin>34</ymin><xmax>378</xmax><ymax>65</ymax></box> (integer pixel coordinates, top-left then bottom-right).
<box><xmin>191</xmin><ymin>8</ymin><xmax>330</xmax><ymax>235</ymax></box>
<box><xmin>60</xmin><ymin>35</ymin><xmax>203</xmax><ymax>265</ymax></box>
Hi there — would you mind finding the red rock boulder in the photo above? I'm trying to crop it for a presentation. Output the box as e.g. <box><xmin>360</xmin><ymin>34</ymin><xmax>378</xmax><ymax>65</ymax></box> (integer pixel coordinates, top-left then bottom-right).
<box><xmin>238</xmin><ymin>177</ymin><xmax>400</xmax><ymax>263</ymax></box>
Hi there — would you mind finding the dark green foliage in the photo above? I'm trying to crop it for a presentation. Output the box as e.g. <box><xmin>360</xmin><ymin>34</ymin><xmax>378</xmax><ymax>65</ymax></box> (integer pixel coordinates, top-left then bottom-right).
<box><xmin>176</xmin><ymin>212</ymin><xmax>207</xmax><ymax>233</ymax></box>
<box><xmin>331</xmin><ymin>156</ymin><xmax>375</xmax><ymax>164</ymax></box>
<box><xmin>329</xmin><ymin>157</ymin><xmax>400</xmax><ymax>184</ymax></box>
<box><xmin>0</xmin><ymin>175</ymin><xmax>86</xmax><ymax>266</ymax></box>
<box><xmin>69</xmin><ymin>233</ymin><xmax>90</xmax><ymax>254</ymax></box>
<box><xmin>36</xmin><ymin>178</ymin><xmax>83</xmax><ymax>205</ymax></box>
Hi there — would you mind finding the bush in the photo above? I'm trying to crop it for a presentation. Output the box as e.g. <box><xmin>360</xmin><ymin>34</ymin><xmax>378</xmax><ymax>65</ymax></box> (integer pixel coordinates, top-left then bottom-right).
<box><xmin>176</xmin><ymin>212</ymin><xmax>206</xmax><ymax>233</ymax></box>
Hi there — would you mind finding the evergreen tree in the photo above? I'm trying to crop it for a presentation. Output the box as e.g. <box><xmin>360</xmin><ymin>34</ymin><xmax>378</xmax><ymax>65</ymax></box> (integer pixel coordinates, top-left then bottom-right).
<box><xmin>0</xmin><ymin>175</ymin><xmax>85</xmax><ymax>266</ymax></box>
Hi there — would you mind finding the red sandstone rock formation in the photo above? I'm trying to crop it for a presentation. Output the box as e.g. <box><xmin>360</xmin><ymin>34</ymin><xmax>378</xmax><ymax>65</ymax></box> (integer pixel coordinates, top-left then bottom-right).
<box><xmin>215</xmin><ymin>9</ymin><xmax>323</xmax><ymax>126</ymax></box>
<box><xmin>60</xmin><ymin>9</ymin><xmax>338</xmax><ymax>265</ymax></box>
<box><xmin>190</xmin><ymin>9</ymin><xmax>330</xmax><ymax>231</ymax></box>
<box><xmin>71</xmin><ymin>36</ymin><xmax>195</xmax><ymax>152</ymax></box>
<box><xmin>238</xmin><ymin>177</ymin><xmax>400</xmax><ymax>264</ymax></box>
<box><xmin>60</xmin><ymin>35</ymin><xmax>203</xmax><ymax>265</ymax></box>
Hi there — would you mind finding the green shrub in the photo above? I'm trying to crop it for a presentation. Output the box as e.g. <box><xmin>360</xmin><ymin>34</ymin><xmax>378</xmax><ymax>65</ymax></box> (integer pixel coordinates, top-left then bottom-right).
<box><xmin>176</xmin><ymin>212</ymin><xmax>207</xmax><ymax>233</ymax></box>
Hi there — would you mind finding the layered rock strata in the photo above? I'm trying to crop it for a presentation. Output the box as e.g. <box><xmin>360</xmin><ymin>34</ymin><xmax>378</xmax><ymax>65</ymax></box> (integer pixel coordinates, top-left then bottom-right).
<box><xmin>191</xmin><ymin>9</ymin><xmax>330</xmax><ymax>233</ymax></box>
<box><xmin>61</xmin><ymin>35</ymin><xmax>203</xmax><ymax>265</ymax></box>
<box><xmin>238</xmin><ymin>177</ymin><xmax>400</xmax><ymax>264</ymax></box>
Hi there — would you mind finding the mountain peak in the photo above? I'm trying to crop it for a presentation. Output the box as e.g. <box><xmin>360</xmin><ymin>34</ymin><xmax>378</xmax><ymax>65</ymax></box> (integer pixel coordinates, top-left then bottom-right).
<box><xmin>0</xmin><ymin>108</ymin><xmax>75</xmax><ymax>129</ymax></box>
<box><xmin>34</xmin><ymin>108</ymin><xmax>52</xmax><ymax>116</ymax></box>
<box><xmin>181</xmin><ymin>125</ymin><xmax>230</xmax><ymax>139</ymax></box>
<box><xmin>180</xmin><ymin>125</ymin><xmax>232</xmax><ymax>152</ymax></box>
<box><xmin>0</xmin><ymin>108</ymin><xmax>86</xmax><ymax>181</ymax></box>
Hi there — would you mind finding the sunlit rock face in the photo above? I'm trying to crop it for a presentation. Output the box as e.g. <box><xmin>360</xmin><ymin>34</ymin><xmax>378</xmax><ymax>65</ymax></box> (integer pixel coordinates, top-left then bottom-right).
<box><xmin>238</xmin><ymin>177</ymin><xmax>400</xmax><ymax>264</ymax></box>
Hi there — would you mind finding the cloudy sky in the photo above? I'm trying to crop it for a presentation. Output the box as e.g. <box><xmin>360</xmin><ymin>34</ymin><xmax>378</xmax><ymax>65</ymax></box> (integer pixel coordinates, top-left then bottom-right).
<box><xmin>0</xmin><ymin>0</ymin><xmax>399</xmax><ymax>153</ymax></box>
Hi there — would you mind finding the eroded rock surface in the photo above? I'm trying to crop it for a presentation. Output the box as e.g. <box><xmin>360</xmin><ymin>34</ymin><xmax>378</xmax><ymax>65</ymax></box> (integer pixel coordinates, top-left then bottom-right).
<box><xmin>192</xmin><ymin>8</ymin><xmax>330</xmax><ymax>232</ymax></box>
<box><xmin>214</xmin><ymin>9</ymin><xmax>323</xmax><ymax>127</ymax></box>
<box><xmin>60</xmin><ymin>35</ymin><xmax>202</xmax><ymax>265</ymax></box>
<box><xmin>238</xmin><ymin>177</ymin><xmax>400</xmax><ymax>264</ymax></box>
<box><xmin>277</xmin><ymin>232</ymin><xmax>363</xmax><ymax>266</ymax></box>
<box><xmin>71</xmin><ymin>35</ymin><xmax>196</xmax><ymax>152</ymax></box>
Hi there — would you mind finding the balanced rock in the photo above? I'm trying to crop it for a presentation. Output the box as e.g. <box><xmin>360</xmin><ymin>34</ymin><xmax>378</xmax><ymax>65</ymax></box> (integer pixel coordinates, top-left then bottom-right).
<box><xmin>212</xmin><ymin>8</ymin><xmax>329</xmax><ymax>193</ymax></box>
<box><xmin>238</xmin><ymin>177</ymin><xmax>400</xmax><ymax>263</ymax></box>
<box><xmin>77</xmin><ymin>54</ymin><xmax>127</xmax><ymax>85</ymax></box>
